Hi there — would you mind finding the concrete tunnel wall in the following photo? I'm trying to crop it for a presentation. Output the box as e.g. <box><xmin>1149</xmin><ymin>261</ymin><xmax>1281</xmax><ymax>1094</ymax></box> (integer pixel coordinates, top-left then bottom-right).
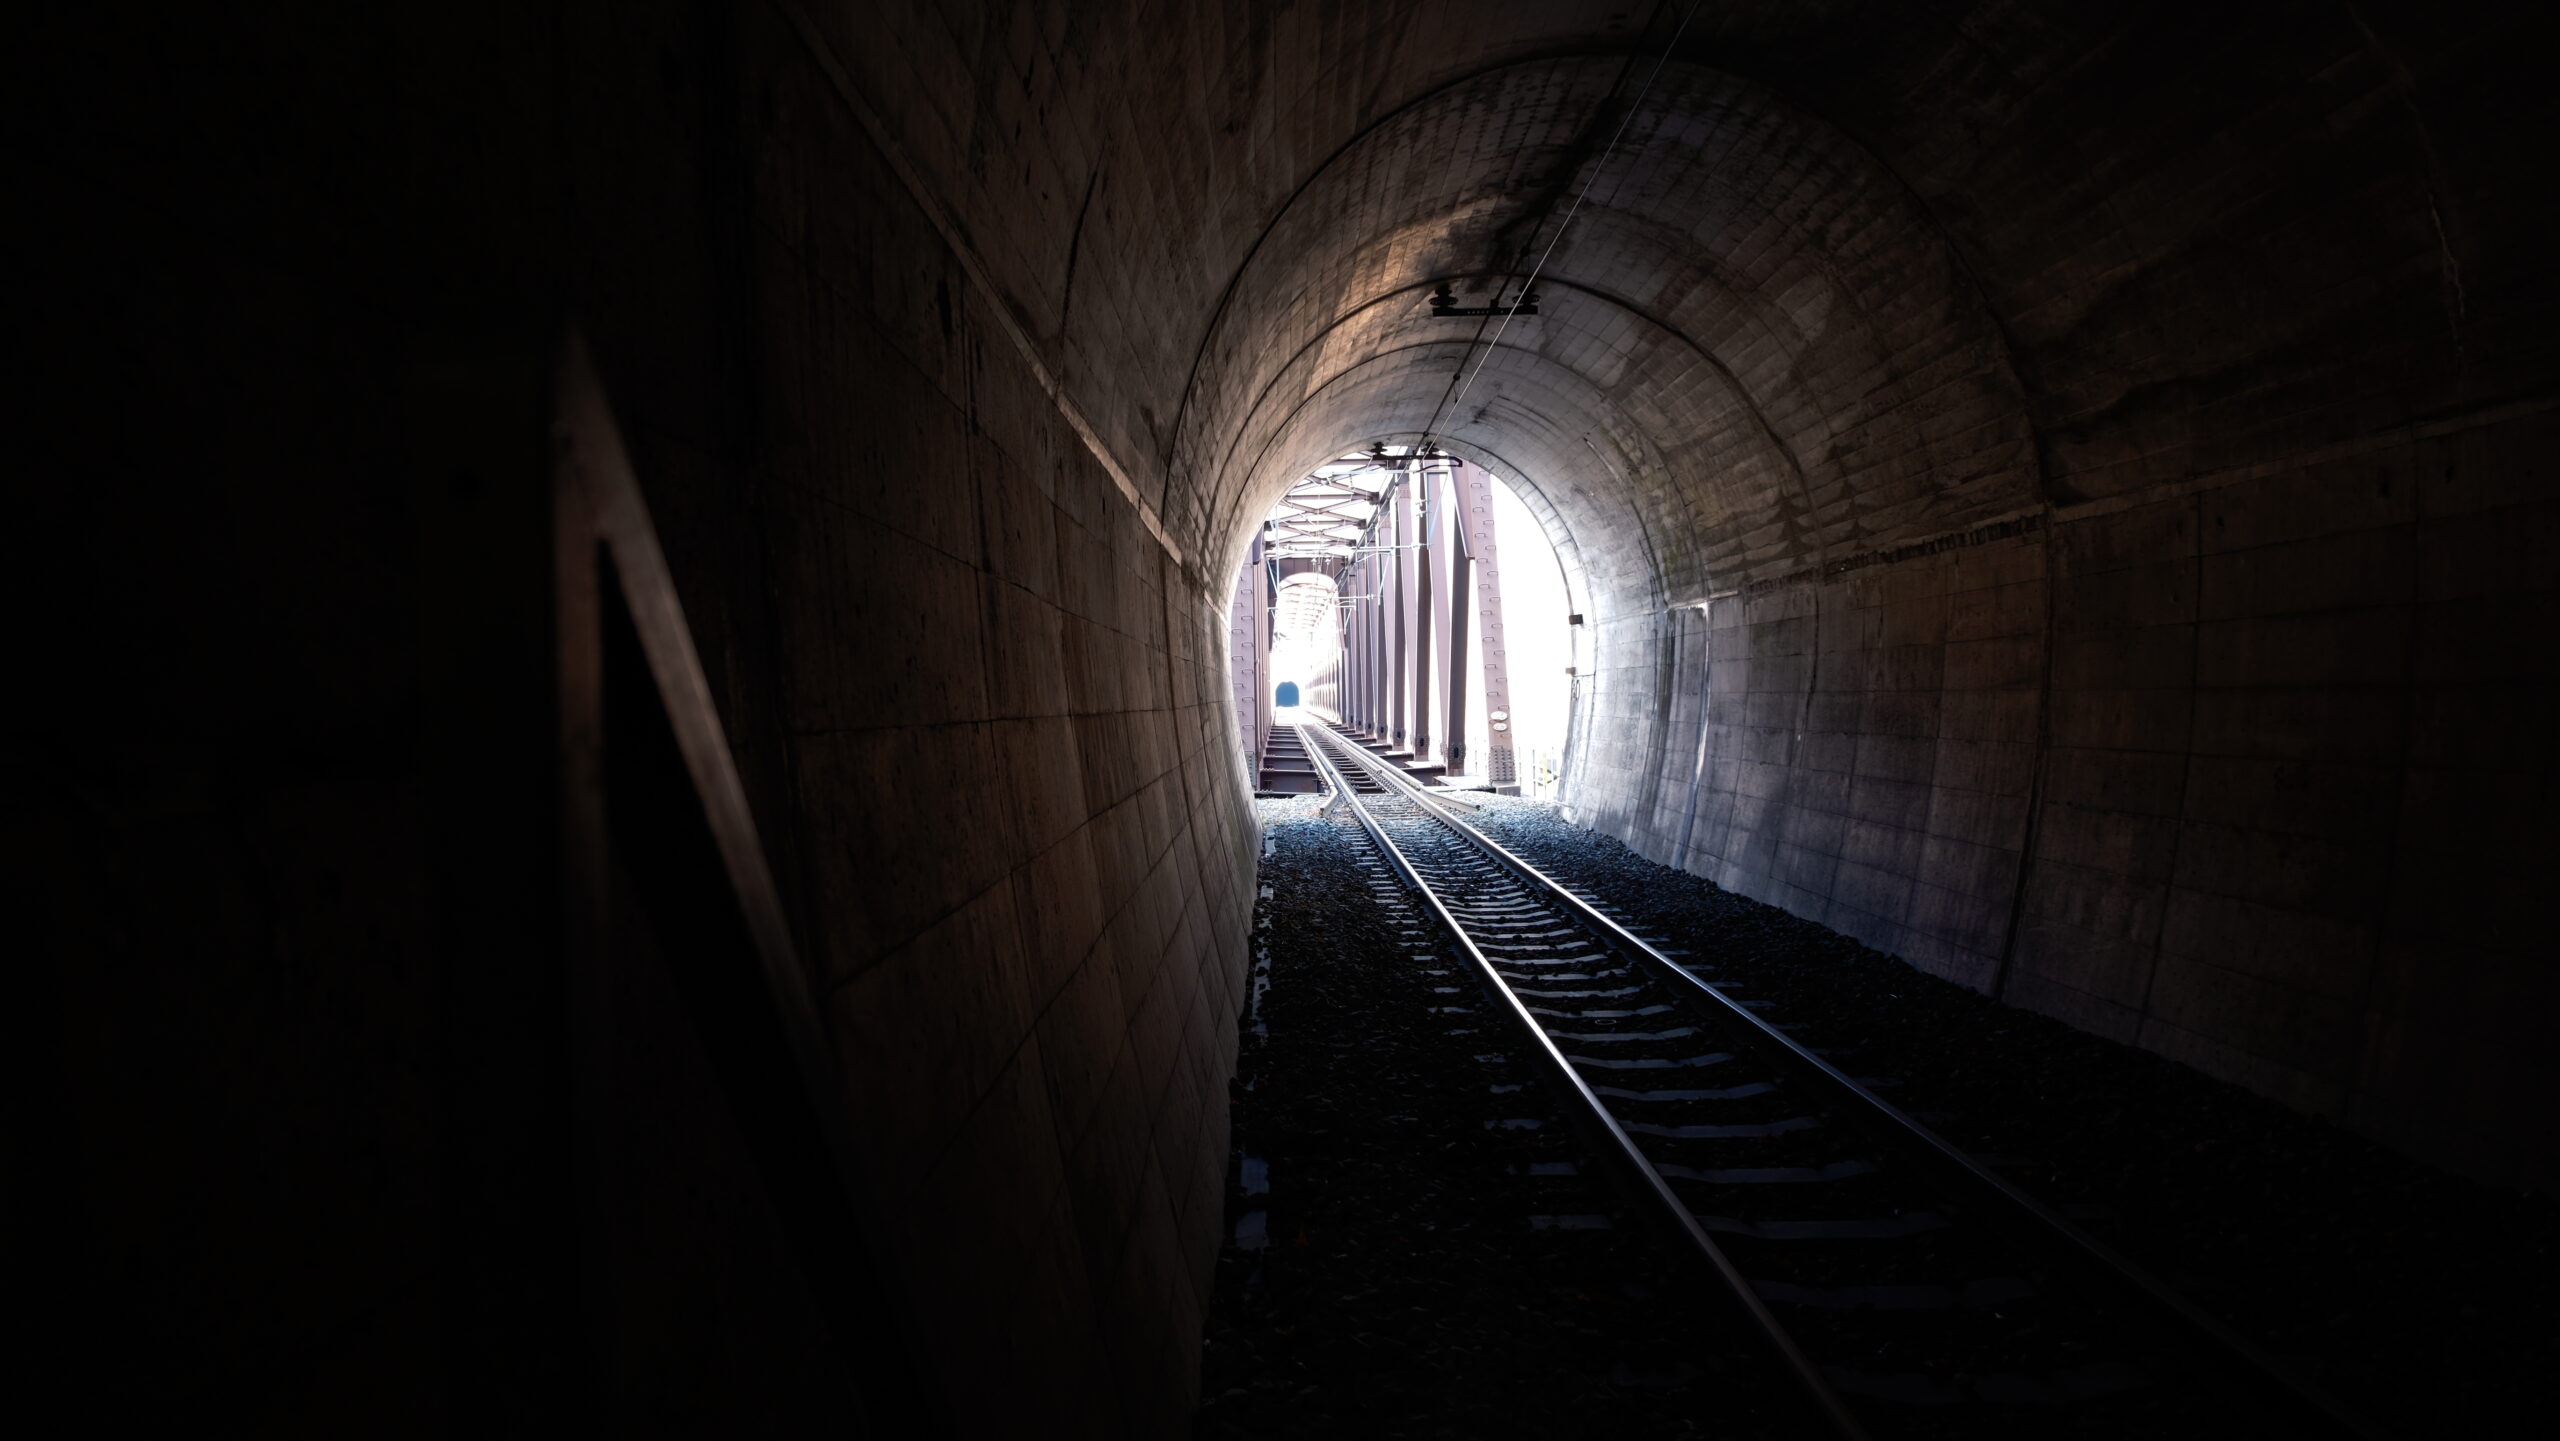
<box><xmin>573</xmin><ymin>8</ymin><xmax>1259</xmax><ymax>1426</ymax></box>
<box><xmin>825</xmin><ymin>0</ymin><xmax>2554</xmax><ymax>1195</ymax></box>
<box><xmin>26</xmin><ymin>0</ymin><xmax>2557</xmax><ymax>1433</ymax></box>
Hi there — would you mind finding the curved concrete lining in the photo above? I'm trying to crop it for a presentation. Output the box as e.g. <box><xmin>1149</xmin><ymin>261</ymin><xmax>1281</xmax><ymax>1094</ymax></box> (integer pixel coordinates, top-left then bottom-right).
<box><xmin>38</xmin><ymin>2</ymin><xmax>2557</xmax><ymax>1433</ymax></box>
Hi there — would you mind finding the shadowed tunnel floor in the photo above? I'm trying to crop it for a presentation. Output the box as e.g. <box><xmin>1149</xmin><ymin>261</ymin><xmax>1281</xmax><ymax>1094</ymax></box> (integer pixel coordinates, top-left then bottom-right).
<box><xmin>1210</xmin><ymin>795</ymin><xmax>2557</xmax><ymax>1436</ymax></box>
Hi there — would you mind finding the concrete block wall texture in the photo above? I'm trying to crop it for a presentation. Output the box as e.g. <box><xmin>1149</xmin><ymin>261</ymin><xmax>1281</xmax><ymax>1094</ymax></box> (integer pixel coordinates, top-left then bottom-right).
<box><xmin>803</xmin><ymin>1</ymin><xmax>2554</xmax><ymax>1187</ymax></box>
<box><xmin>564</xmin><ymin>5</ymin><xmax>1259</xmax><ymax>1432</ymax></box>
<box><xmin>1644</xmin><ymin>529</ymin><xmax>2051</xmax><ymax>996</ymax></box>
<box><xmin>1604</xmin><ymin>408</ymin><xmax>2558</xmax><ymax>1185</ymax></box>
<box><xmin>27</xmin><ymin>0</ymin><xmax>2560</xmax><ymax>1430</ymax></box>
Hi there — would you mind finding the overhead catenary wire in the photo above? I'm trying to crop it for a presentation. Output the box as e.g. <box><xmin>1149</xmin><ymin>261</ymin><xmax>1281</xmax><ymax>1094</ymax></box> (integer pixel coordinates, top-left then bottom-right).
<box><xmin>1294</xmin><ymin>12</ymin><xmax>1706</xmax><ymax>590</ymax></box>
<box><xmin>1415</xmin><ymin>0</ymin><xmax>1703</xmax><ymax>453</ymax></box>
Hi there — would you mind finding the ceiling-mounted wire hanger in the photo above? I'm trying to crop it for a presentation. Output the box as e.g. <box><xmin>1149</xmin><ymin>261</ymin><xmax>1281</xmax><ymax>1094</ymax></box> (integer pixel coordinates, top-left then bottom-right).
<box><xmin>1414</xmin><ymin>0</ymin><xmax>1702</xmax><ymax>453</ymax></box>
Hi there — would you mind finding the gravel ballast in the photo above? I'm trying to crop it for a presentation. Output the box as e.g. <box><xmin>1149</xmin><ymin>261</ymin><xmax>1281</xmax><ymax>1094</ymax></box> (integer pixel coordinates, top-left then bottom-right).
<box><xmin>1453</xmin><ymin>795</ymin><xmax>2558</xmax><ymax>1437</ymax></box>
<box><xmin>1196</xmin><ymin>797</ymin><xmax>1797</xmax><ymax>1438</ymax></box>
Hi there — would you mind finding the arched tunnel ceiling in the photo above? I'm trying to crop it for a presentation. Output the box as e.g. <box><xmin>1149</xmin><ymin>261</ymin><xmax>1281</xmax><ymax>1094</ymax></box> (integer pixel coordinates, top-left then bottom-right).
<box><xmin>819</xmin><ymin>0</ymin><xmax>2542</xmax><ymax>606</ymax></box>
<box><xmin>1187</xmin><ymin>55</ymin><xmax>2039</xmax><ymax>602</ymax></box>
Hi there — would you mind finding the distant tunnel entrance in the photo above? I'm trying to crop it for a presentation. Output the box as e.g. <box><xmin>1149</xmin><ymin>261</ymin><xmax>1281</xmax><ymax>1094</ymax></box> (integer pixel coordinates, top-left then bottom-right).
<box><xmin>40</xmin><ymin>7</ymin><xmax>2560</xmax><ymax>1441</ymax></box>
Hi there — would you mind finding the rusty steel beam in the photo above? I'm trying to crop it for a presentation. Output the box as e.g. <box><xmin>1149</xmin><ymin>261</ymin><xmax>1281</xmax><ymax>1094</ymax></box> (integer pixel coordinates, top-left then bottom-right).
<box><xmin>1389</xmin><ymin>480</ymin><xmax>1410</xmax><ymax>750</ymax></box>
<box><xmin>1368</xmin><ymin>531</ymin><xmax>1384</xmax><ymax>737</ymax></box>
<box><xmin>1351</xmin><ymin>544</ymin><xmax>1368</xmax><ymax>731</ymax></box>
<box><xmin>1435</xmin><ymin>462</ymin><xmax>1468</xmax><ymax>776</ymax></box>
<box><xmin>1358</xmin><ymin>543</ymin><xmax>1378</xmax><ymax>732</ymax></box>
<box><xmin>1410</xmin><ymin>472</ymin><xmax>1435</xmax><ymax>766</ymax></box>
<box><xmin>1346</xmin><ymin>558</ymin><xmax>1360</xmax><ymax>730</ymax></box>
<box><xmin>1342</xmin><ymin>562</ymin><xmax>1357</xmax><ymax>729</ymax></box>
<box><xmin>1458</xmin><ymin>462</ymin><xmax>1518</xmax><ymax>791</ymax></box>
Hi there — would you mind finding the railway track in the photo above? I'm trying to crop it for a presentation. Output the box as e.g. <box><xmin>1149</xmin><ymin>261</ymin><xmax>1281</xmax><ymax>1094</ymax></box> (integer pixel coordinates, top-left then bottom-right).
<box><xmin>1290</xmin><ymin>720</ymin><xmax>2382</xmax><ymax>1440</ymax></box>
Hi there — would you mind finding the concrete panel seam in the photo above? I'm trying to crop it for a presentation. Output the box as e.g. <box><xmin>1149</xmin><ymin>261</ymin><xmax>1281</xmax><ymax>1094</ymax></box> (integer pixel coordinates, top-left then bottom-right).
<box><xmin>2050</xmin><ymin>392</ymin><xmax>2560</xmax><ymax>530</ymax></box>
<box><xmin>767</xmin><ymin>0</ymin><xmax>1184</xmax><ymax>568</ymax></box>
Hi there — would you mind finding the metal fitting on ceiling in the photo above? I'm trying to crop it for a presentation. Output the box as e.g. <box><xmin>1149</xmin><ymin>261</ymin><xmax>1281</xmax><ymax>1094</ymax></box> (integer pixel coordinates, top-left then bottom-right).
<box><xmin>1429</xmin><ymin>280</ymin><xmax>1539</xmax><ymax>318</ymax></box>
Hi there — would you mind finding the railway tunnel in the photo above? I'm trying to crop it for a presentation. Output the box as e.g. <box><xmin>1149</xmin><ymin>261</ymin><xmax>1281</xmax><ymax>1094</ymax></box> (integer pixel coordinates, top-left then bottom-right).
<box><xmin>29</xmin><ymin>0</ymin><xmax>2557</xmax><ymax>1434</ymax></box>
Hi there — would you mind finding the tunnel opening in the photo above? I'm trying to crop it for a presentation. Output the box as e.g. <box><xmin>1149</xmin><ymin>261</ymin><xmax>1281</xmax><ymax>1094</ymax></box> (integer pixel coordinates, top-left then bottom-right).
<box><xmin>1231</xmin><ymin>445</ymin><xmax>1579</xmax><ymax>797</ymax></box>
<box><xmin>40</xmin><ymin>2</ymin><xmax>2560</xmax><ymax>1435</ymax></box>
<box><xmin>1268</xmin><ymin>573</ymin><xmax>1337</xmax><ymax>723</ymax></box>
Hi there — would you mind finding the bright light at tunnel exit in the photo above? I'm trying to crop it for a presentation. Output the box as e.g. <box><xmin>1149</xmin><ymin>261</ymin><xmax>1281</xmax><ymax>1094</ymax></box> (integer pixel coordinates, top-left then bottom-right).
<box><xmin>1268</xmin><ymin>572</ymin><xmax>1336</xmax><ymax>721</ymax></box>
<box><xmin>1238</xmin><ymin>456</ymin><xmax>1575</xmax><ymax>796</ymax></box>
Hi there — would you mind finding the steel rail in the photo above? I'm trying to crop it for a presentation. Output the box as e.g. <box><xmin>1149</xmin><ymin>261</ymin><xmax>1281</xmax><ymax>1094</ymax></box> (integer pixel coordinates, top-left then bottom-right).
<box><xmin>1307</xmin><ymin>720</ymin><xmax>2387</xmax><ymax>1440</ymax></box>
<box><xmin>1293</xmin><ymin>725</ymin><xmax>1870</xmax><ymax>1440</ymax></box>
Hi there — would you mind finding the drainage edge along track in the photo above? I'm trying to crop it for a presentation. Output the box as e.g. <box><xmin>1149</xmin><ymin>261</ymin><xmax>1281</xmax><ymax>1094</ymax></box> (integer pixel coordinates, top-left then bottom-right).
<box><xmin>1292</xmin><ymin>724</ymin><xmax>1868</xmax><ymax>1439</ymax></box>
<box><xmin>1293</xmin><ymin>720</ymin><xmax>2383</xmax><ymax>1440</ymax></box>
